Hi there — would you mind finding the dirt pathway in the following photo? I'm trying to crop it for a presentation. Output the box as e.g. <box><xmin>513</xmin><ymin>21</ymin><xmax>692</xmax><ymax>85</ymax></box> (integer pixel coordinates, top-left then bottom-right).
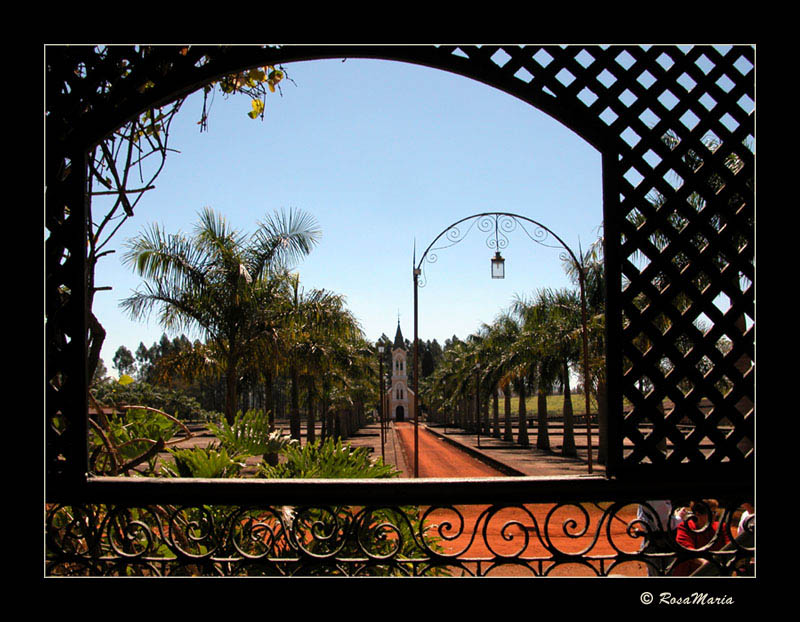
<box><xmin>394</xmin><ymin>422</ymin><xmax>646</xmax><ymax>576</ymax></box>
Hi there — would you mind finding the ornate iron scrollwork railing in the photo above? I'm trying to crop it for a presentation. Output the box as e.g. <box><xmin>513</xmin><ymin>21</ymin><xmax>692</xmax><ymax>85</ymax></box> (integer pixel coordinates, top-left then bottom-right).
<box><xmin>46</xmin><ymin>494</ymin><xmax>753</xmax><ymax>577</ymax></box>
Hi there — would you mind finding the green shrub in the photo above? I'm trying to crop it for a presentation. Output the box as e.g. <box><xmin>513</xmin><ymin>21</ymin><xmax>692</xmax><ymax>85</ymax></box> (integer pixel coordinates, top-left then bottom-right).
<box><xmin>257</xmin><ymin>437</ymin><xmax>400</xmax><ymax>479</ymax></box>
<box><xmin>89</xmin><ymin>406</ymin><xmax>180</xmax><ymax>475</ymax></box>
<box><xmin>93</xmin><ymin>381</ymin><xmax>217</xmax><ymax>422</ymax></box>
<box><xmin>108</xmin><ymin>407</ymin><xmax>178</xmax><ymax>445</ymax></box>
<box><xmin>207</xmin><ymin>409</ymin><xmax>296</xmax><ymax>462</ymax></box>
<box><xmin>162</xmin><ymin>446</ymin><xmax>247</xmax><ymax>478</ymax></box>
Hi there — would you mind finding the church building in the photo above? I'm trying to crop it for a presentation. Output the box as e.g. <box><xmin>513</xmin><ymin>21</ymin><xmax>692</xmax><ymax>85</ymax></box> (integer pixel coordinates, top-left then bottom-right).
<box><xmin>386</xmin><ymin>322</ymin><xmax>415</xmax><ymax>422</ymax></box>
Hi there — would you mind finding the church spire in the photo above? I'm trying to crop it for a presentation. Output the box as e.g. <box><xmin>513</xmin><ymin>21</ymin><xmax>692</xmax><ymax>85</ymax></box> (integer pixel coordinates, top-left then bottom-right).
<box><xmin>393</xmin><ymin>320</ymin><xmax>406</xmax><ymax>350</ymax></box>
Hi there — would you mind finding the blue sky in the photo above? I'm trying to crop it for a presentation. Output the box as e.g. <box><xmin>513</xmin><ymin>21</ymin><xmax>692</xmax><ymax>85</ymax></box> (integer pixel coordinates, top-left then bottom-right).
<box><xmin>92</xmin><ymin>56</ymin><xmax>603</xmax><ymax>376</ymax></box>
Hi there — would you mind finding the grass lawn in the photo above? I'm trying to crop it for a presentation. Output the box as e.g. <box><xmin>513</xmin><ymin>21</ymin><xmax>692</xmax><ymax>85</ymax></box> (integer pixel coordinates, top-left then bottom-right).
<box><xmin>489</xmin><ymin>393</ymin><xmax>598</xmax><ymax>418</ymax></box>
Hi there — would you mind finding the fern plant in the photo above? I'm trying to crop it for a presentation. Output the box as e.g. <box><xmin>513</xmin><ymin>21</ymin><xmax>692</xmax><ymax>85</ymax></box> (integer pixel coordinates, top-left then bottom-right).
<box><xmin>207</xmin><ymin>409</ymin><xmax>296</xmax><ymax>464</ymax></box>
<box><xmin>162</xmin><ymin>446</ymin><xmax>247</xmax><ymax>478</ymax></box>
<box><xmin>257</xmin><ymin>437</ymin><xmax>400</xmax><ymax>479</ymax></box>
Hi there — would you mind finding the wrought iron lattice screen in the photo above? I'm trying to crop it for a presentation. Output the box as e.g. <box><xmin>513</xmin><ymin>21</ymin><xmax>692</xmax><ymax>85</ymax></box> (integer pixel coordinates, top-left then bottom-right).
<box><xmin>599</xmin><ymin>46</ymin><xmax>754</xmax><ymax>476</ymax></box>
<box><xmin>45</xmin><ymin>44</ymin><xmax>754</xmax><ymax>569</ymax></box>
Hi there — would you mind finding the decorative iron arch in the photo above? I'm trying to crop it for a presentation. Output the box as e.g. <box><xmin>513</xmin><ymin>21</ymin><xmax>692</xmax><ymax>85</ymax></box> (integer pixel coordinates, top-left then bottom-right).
<box><xmin>411</xmin><ymin>211</ymin><xmax>596</xmax><ymax>478</ymax></box>
<box><xmin>46</xmin><ymin>44</ymin><xmax>754</xmax><ymax>495</ymax></box>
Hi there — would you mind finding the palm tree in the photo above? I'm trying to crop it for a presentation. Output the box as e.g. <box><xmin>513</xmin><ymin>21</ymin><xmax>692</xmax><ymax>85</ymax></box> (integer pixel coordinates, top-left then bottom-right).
<box><xmin>489</xmin><ymin>311</ymin><xmax>531</xmax><ymax>448</ymax></box>
<box><xmin>488</xmin><ymin>312</ymin><xmax>523</xmax><ymax>443</ymax></box>
<box><xmin>121</xmin><ymin>206</ymin><xmax>321</xmax><ymax>425</ymax></box>
<box><xmin>529</xmin><ymin>287</ymin><xmax>583</xmax><ymax>457</ymax></box>
<box><xmin>464</xmin><ymin>331</ymin><xmax>488</xmax><ymax>435</ymax></box>
<box><xmin>334</xmin><ymin>336</ymin><xmax>374</xmax><ymax>438</ymax></box>
<box><xmin>427</xmin><ymin>337</ymin><xmax>472</xmax><ymax>432</ymax></box>
<box><xmin>277</xmin><ymin>274</ymin><xmax>363</xmax><ymax>442</ymax></box>
<box><xmin>563</xmin><ymin>239</ymin><xmax>607</xmax><ymax>462</ymax></box>
<box><xmin>422</xmin><ymin>350</ymin><xmax>456</xmax><ymax>429</ymax></box>
<box><xmin>478</xmin><ymin>315</ymin><xmax>514</xmax><ymax>440</ymax></box>
<box><xmin>510</xmin><ymin>295</ymin><xmax>556</xmax><ymax>451</ymax></box>
<box><xmin>475</xmin><ymin>323</ymin><xmax>502</xmax><ymax>438</ymax></box>
<box><xmin>310</xmin><ymin>333</ymin><xmax>369</xmax><ymax>440</ymax></box>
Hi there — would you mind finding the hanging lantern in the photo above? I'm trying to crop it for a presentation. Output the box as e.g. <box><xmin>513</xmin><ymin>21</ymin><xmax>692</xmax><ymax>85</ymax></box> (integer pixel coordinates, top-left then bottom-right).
<box><xmin>491</xmin><ymin>251</ymin><xmax>505</xmax><ymax>279</ymax></box>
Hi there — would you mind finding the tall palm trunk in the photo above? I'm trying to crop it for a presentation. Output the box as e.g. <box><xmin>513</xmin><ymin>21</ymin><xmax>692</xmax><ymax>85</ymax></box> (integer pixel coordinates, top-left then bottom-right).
<box><xmin>596</xmin><ymin>378</ymin><xmax>608</xmax><ymax>465</ymax></box>
<box><xmin>537</xmin><ymin>382</ymin><xmax>550</xmax><ymax>450</ymax></box>
<box><xmin>224</xmin><ymin>350</ymin><xmax>240</xmax><ymax>425</ymax></box>
<box><xmin>289</xmin><ymin>365</ymin><xmax>301</xmax><ymax>441</ymax></box>
<box><xmin>264</xmin><ymin>369</ymin><xmax>275</xmax><ymax>431</ymax></box>
<box><xmin>561</xmin><ymin>361</ymin><xmax>577</xmax><ymax>457</ymax></box>
<box><xmin>321</xmin><ymin>380</ymin><xmax>331</xmax><ymax>441</ymax></box>
<box><xmin>503</xmin><ymin>386</ymin><xmax>513</xmax><ymax>441</ymax></box>
<box><xmin>517</xmin><ymin>380</ymin><xmax>529</xmax><ymax>447</ymax></box>
<box><xmin>306</xmin><ymin>377</ymin><xmax>316</xmax><ymax>445</ymax></box>
<box><xmin>492</xmin><ymin>389</ymin><xmax>500</xmax><ymax>437</ymax></box>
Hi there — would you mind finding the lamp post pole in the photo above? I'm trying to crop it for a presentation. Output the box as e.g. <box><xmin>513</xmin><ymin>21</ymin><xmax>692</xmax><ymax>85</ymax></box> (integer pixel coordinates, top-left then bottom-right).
<box><xmin>475</xmin><ymin>364</ymin><xmax>481</xmax><ymax>449</ymax></box>
<box><xmin>579</xmin><ymin>270</ymin><xmax>593</xmax><ymax>474</ymax></box>
<box><xmin>384</xmin><ymin>372</ymin><xmax>390</xmax><ymax>454</ymax></box>
<box><xmin>378</xmin><ymin>345</ymin><xmax>385</xmax><ymax>462</ymax></box>
<box><xmin>413</xmin><ymin>267</ymin><xmax>421</xmax><ymax>478</ymax></box>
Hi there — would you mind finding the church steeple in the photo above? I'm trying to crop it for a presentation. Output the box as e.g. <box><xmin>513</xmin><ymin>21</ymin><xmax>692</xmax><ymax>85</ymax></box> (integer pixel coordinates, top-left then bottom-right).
<box><xmin>387</xmin><ymin>317</ymin><xmax>413</xmax><ymax>423</ymax></box>
<box><xmin>393</xmin><ymin>321</ymin><xmax>406</xmax><ymax>351</ymax></box>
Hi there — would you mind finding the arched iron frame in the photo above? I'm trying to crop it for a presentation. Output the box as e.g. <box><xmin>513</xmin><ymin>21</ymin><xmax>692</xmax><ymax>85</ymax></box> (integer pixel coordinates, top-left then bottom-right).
<box><xmin>411</xmin><ymin>212</ymin><xmax>595</xmax><ymax>477</ymax></box>
<box><xmin>46</xmin><ymin>44</ymin><xmax>754</xmax><ymax>505</ymax></box>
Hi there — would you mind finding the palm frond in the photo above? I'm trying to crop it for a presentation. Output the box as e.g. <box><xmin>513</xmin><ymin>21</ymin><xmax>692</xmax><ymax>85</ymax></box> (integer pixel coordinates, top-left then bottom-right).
<box><xmin>249</xmin><ymin>207</ymin><xmax>321</xmax><ymax>277</ymax></box>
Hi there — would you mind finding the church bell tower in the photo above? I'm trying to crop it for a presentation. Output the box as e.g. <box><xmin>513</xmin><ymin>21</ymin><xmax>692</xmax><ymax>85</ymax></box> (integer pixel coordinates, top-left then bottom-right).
<box><xmin>387</xmin><ymin>321</ymin><xmax>415</xmax><ymax>422</ymax></box>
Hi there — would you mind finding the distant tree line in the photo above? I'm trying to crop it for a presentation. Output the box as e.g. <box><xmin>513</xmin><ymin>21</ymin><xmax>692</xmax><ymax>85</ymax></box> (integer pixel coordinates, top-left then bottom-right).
<box><xmin>106</xmin><ymin>333</ymin><xmax>303</xmax><ymax>423</ymax></box>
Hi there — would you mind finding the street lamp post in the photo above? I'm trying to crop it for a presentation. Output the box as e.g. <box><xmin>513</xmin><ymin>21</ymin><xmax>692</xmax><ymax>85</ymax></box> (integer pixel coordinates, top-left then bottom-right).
<box><xmin>378</xmin><ymin>345</ymin><xmax>385</xmax><ymax>462</ymax></box>
<box><xmin>413</xmin><ymin>212</ymin><xmax>595</xmax><ymax>475</ymax></box>
<box><xmin>413</xmin><ymin>266</ymin><xmax>421</xmax><ymax>478</ymax></box>
<box><xmin>475</xmin><ymin>363</ymin><xmax>481</xmax><ymax>449</ymax></box>
<box><xmin>384</xmin><ymin>372</ymin><xmax>390</xmax><ymax>445</ymax></box>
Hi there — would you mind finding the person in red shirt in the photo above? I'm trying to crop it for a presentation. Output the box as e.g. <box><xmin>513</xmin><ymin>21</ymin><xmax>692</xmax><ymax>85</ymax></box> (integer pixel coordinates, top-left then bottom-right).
<box><xmin>672</xmin><ymin>499</ymin><xmax>731</xmax><ymax>576</ymax></box>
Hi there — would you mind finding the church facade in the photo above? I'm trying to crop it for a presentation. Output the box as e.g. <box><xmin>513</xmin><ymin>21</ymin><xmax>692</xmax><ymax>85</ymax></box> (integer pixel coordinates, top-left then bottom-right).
<box><xmin>386</xmin><ymin>322</ymin><xmax>415</xmax><ymax>422</ymax></box>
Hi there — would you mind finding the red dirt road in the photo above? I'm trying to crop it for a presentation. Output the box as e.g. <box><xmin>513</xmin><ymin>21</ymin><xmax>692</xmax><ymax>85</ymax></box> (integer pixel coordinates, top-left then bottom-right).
<box><xmin>394</xmin><ymin>422</ymin><xmax>645</xmax><ymax>576</ymax></box>
<box><xmin>395</xmin><ymin>422</ymin><xmax>502</xmax><ymax>478</ymax></box>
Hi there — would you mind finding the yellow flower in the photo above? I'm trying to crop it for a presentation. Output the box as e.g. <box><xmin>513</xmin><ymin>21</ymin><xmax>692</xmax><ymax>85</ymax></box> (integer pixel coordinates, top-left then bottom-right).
<box><xmin>248</xmin><ymin>98</ymin><xmax>265</xmax><ymax>119</ymax></box>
